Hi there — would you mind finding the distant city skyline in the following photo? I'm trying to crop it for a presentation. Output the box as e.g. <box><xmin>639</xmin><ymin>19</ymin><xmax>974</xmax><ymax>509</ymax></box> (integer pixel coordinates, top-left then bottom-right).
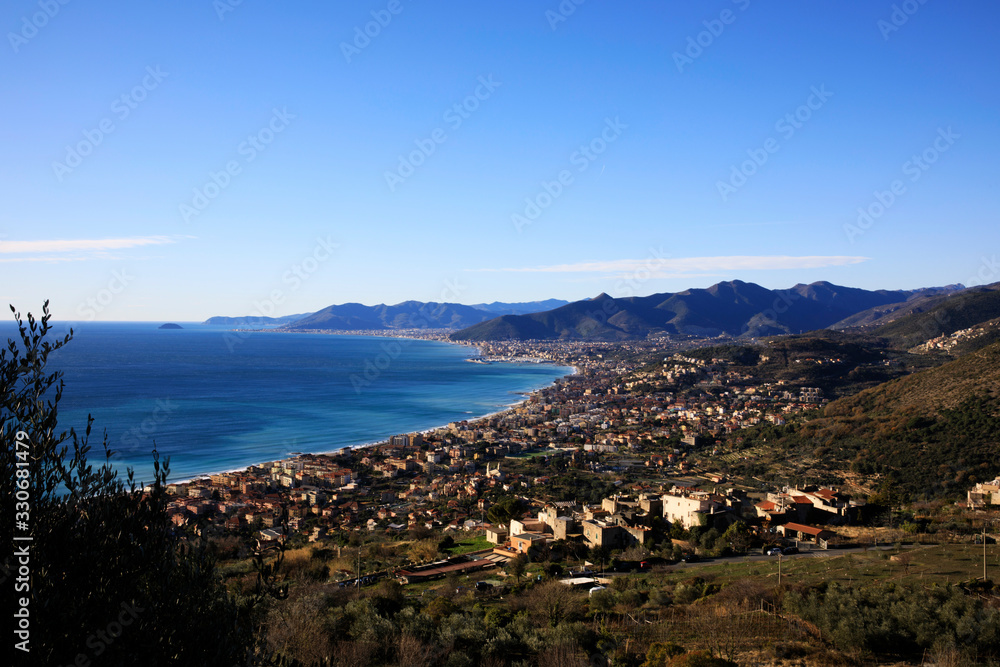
<box><xmin>2</xmin><ymin>2</ymin><xmax>998</xmax><ymax>321</ymax></box>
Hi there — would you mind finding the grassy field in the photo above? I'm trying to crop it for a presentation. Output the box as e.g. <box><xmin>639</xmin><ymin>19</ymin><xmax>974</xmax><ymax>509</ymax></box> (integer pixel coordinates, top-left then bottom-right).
<box><xmin>504</xmin><ymin>450</ymin><xmax>552</xmax><ymax>459</ymax></box>
<box><xmin>643</xmin><ymin>543</ymin><xmax>997</xmax><ymax>590</ymax></box>
<box><xmin>445</xmin><ymin>534</ymin><xmax>493</xmax><ymax>555</ymax></box>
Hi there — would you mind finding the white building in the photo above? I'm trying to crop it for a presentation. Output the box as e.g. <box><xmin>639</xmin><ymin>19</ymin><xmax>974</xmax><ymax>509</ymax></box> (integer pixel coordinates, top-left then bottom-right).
<box><xmin>661</xmin><ymin>491</ymin><xmax>722</xmax><ymax>529</ymax></box>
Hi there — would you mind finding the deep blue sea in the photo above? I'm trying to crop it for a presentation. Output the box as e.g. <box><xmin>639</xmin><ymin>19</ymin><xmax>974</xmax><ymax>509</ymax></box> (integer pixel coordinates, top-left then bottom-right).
<box><xmin>2</xmin><ymin>322</ymin><xmax>572</xmax><ymax>486</ymax></box>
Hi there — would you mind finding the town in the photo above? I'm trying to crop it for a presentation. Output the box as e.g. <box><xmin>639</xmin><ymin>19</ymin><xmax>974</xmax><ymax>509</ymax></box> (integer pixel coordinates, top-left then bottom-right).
<box><xmin>162</xmin><ymin>336</ymin><xmax>998</xmax><ymax>587</ymax></box>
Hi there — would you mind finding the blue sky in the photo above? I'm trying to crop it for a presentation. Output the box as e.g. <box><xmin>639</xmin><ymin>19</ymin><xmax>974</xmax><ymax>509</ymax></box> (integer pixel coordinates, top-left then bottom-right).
<box><xmin>2</xmin><ymin>0</ymin><xmax>998</xmax><ymax>321</ymax></box>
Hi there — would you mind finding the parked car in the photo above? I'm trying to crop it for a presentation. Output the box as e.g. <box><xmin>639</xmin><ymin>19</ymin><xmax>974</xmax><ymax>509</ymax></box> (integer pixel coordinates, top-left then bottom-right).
<box><xmin>765</xmin><ymin>547</ymin><xmax>782</xmax><ymax>556</ymax></box>
<box><xmin>782</xmin><ymin>546</ymin><xmax>799</xmax><ymax>555</ymax></box>
<box><xmin>612</xmin><ymin>560</ymin><xmax>640</xmax><ymax>572</ymax></box>
<box><xmin>682</xmin><ymin>553</ymin><xmax>700</xmax><ymax>563</ymax></box>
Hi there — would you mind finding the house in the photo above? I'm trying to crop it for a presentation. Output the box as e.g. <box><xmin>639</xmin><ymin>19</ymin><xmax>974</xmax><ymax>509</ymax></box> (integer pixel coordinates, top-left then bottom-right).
<box><xmin>968</xmin><ymin>478</ymin><xmax>1000</xmax><ymax>509</ymax></box>
<box><xmin>776</xmin><ymin>522</ymin><xmax>836</xmax><ymax>546</ymax></box>
<box><xmin>638</xmin><ymin>494</ymin><xmax>662</xmax><ymax>516</ymax></box>
<box><xmin>681</xmin><ymin>434</ymin><xmax>706</xmax><ymax>448</ymax></box>
<box><xmin>538</xmin><ymin>504</ymin><xmax>579</xmax><ymax>540</ymax></box>
<box><xmin>796</xmin><ymin>486</ymin><xmax>850</xmax><ymax>522</ymax></box>
<box><xmin>510</xmin><ymin>532</ymin><xmax>548</xmax><ymax>554</ymax></box>
<box><xmin>662</xmin><ymin>491</ymin><xmax>722</xmax><ymax>529</ymax></box>
<box><xmin>581</xmin><ymin>520</ymin><xmax>641</xmax><ymax>550</ymax></box>
<box><xmin>485</xmin><ymin>525</ymin><xmax>509</xmax><ymax>545</ymax></box>
<box><xmin>509</xmin><ymin>518</ymin><xmax>547</xmax><ymax>536</ymax></box>
<box><xmin>259</xmin><ymin>528</ymin><xmax>285</xmax><ymax>542</ymax></box>
<box><xmin>754</xmin><ymin>500</ymin><xmax>786</xmax><ymax>522</ymax></box>
<box><xmin>602</xmin><ymin>495</ymin><xmax>638</xmax><ymax>515</ymax></box>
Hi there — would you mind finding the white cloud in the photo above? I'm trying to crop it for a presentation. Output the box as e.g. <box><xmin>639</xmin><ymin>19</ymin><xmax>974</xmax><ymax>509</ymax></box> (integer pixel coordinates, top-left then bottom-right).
<box><xmin>473</xmin><ymin>255</ymin><xmax>869</xmax><ymax>276</ymax></box>
<box><xmin>0</xmin><ymin>236</ymin><xmax>183</xmax><ymax>261</ymax></box>
<box><xmin>0</xmin><ymin>255</ymin><xmax>92</xmax><ymax>263</ymax></box>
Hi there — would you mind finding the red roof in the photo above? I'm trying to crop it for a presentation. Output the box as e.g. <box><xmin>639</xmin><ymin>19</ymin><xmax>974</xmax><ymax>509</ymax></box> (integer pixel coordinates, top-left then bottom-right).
<box><xmin>791</xmin><ymin>496</ymin><xmax>812</xmax><ymax>504</ymax></box>
<box><xmin>781</xmin><ymin>522</ymin><xmax>832</xmax><ymax>537</ymax></box>
<box><xmin>755</xmin><ymin>501</ymin><xmax>777</xmax><ymax>511</ymax></box>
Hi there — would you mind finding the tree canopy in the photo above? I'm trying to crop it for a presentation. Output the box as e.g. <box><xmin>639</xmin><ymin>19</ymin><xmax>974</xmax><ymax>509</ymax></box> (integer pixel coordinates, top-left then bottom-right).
<box><xmin>2</xmin><ymin>304</ymin><xmax>275</xmax><ymax>666</ymax></box>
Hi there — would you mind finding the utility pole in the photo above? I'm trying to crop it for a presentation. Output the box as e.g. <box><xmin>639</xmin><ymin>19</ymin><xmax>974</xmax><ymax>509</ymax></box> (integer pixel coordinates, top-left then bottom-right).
<box><xmin>778</xmin><ymin>553</ymin><xmax>782</xmax><ymax>587</ymax></box>
<box><xmin>985</xmin><ymin>523</ymin><xmax>989</xmax><ymax>582</ymax></box>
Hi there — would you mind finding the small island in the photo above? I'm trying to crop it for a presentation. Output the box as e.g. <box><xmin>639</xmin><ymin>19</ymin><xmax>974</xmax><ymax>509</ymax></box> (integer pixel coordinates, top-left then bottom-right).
<box><xmin>158</xmin><ymin>323</ymin><xmax>183</xmax><ymax>330</ymax></box>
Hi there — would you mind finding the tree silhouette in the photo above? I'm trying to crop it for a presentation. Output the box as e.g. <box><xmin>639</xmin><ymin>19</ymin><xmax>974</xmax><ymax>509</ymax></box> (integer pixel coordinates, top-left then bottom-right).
<box><xmin>1</xmin><ymin>304</ymin><xmax>277</xmax><ymax>666</ymax></box>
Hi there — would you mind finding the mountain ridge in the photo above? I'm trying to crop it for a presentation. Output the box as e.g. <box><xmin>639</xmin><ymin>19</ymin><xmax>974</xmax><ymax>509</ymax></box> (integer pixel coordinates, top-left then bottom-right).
<box><xmin>451</xmin><ymin>280</ymin><xmax>962</xmax><ymax>342</ymax></box>
<box><xmin>205</xmin><ymin>300</ymin><xmax>571</xmax><ymax>330</ymax></box>
<box><xmin>203</xmin><ymin>313</ymin><xmax>312</xmax><ymax>325</ymax></box>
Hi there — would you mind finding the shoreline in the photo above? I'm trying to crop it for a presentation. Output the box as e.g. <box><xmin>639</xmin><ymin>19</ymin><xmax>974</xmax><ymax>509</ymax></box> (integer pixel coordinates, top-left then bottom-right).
<box><xmin>168</xmin><ymin>385</ymin><xmax>563</xmax><ymax>486</ymax></box>
<box><xmin>168</xmin><ymin>330</ymin><xmax>578</xmax><ymax>486</ymax></box>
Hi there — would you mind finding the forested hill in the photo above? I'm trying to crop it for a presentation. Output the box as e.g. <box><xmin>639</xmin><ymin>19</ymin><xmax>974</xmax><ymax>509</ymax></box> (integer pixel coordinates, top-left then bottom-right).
<box><xmin>729</xmin><ymin>341</ymin><xmax>1000</xmax><ymax>501</ymax></box>
<box><xmin>826</xmin><ymin>339</ymin><xmax>1000</xmax><ymax>415</ymax></box>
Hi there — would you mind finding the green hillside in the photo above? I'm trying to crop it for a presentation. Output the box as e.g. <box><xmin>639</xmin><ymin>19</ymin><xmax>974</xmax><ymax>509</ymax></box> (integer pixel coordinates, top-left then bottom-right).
<box><xmin>828</xmin><ymin>339</ymin><xmax>1000</xmax><ymax>415</ymax></box>
<box><xmin>721</xmin><ymin>341</ymin><xmax>1000</xmax><ymax>500</ymax></box>
<box><xmin>874</xmin><ymin>286</ymin><xmax>1000</xmax><ymax>348</ymax></box>
<box><xmin>686</xmin><ymin>332</ymin><xmax>944</xmax><ymax>398</ymax></box>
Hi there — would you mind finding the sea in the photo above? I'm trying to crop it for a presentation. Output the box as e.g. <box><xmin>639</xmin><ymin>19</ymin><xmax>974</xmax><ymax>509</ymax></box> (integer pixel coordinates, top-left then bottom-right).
<box><xmin>2</xmin><ymin>321</ymin><xmax>573</xmax><ymax>486</ymax></box>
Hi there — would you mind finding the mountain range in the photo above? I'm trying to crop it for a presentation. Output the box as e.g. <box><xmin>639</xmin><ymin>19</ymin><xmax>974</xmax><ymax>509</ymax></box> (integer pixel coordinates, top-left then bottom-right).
<box><xmin>450</xmin><ymin>281</ymin><xmax>963</xmax><ymax>341</ymax></box>
<box><xmin>203</xmin><ymin>313</ymin><xmax>312</xmax><ymax>326</ymax></box>
<box><xmin>285</xmin><ymin>301</ymin><xmax>495</xmax><ymax>330</ymax></box>
<box><xmin>202</xmin><ymin>299</ymin><xmax>572</xmax><ymax>330</ymax></box>
<box><xmin>203</xmin><ymin>282</ymin><xmax>1000</xmax><ymax>343</ymax></box>
<box><xmin>832</xmin><ymin>284</ymin><xmax>1000</xmax><ymax>341</ymax></box>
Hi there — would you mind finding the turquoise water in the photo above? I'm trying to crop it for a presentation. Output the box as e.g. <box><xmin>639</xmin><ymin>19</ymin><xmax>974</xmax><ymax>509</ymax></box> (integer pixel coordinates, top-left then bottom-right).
<box><xmin>3</xmin><ymin>322</ymin><xmax>572</xmax><ymax>485</ymax></box>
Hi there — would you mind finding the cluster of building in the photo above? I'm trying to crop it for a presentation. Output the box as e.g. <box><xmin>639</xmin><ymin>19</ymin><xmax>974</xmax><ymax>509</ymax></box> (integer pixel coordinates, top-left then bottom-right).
<box><xmin>914</xmin><ymin>324</ymin><xmax>996</xmax><ymax>353</ymax></box>
<box><xmin>967</xmin><ymin>477</ymin><xmax>1000</xmax><ymax>510</ymax></box>
<box><xmin>158</xmin><ymin>340</ymin><xmax>879</xmax><ymax>551</ymax></box>
<box><xmin>486</xmin><ymin>483</ymin><xmax>850</xmax><ymax>559</ymax></box>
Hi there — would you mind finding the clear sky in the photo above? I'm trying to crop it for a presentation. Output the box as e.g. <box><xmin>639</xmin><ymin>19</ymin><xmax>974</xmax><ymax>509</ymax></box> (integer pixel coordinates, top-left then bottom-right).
<box><xmin>2</xmin><ymin>1</ymin><xmax>998</xmax><ymax>321</ymax></box>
